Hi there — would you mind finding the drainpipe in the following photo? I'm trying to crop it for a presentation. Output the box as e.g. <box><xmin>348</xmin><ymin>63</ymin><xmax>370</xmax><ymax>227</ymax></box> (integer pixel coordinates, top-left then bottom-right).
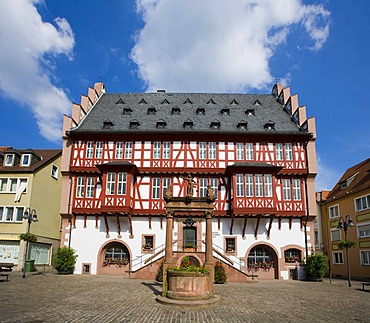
<box><xmin>68</xmin><ymin>173</ymin><xmax>73</xmax><ymax>248</ymax></box>
<box><xmin>303</xmin><ymin>133</ymin><xmax>313</xmax><ymax>259</ymax></box>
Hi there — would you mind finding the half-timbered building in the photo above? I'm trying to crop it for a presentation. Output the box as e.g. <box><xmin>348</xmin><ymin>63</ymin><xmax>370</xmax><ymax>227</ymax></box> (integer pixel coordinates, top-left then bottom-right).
<box><xmin>59</xmin><ymin>82</ymin><xmax>317</xmax><ymax>280</ymax></box>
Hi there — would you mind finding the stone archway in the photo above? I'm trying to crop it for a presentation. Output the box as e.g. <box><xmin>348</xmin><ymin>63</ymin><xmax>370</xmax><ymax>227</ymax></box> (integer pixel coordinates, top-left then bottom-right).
<box><xmin>246</xmin><ymin>243</ymin><xmax>279</xmax><ymax>279</ymax></box>
<box><xmin>97</xmin><ymin>240</ymin><xmax>131</xmax><ymax>275</ymax></box>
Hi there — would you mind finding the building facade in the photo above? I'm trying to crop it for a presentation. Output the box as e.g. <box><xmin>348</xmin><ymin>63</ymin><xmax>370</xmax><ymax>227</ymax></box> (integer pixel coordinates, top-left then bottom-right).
<box><xmin>320</xmin><ymin>158</ymin><xmax>370</xmax><ymax>280</ymax></box>
<box><xmin>0</xmin><ymin>148</ymin><xmax>62</xmax><ymax>271</ymax></box>
<box><xmin>60</xmin><ymin>83</ymin><xmax>317</xmax><ymax>280</ymax></box>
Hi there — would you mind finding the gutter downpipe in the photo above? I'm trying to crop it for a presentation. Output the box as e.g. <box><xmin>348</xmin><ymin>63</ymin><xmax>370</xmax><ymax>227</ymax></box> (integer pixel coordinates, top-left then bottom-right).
<box><xmin>304</xmin><ymin>133</ymin><xmax>313</xmax><ymax>260</ymax></box>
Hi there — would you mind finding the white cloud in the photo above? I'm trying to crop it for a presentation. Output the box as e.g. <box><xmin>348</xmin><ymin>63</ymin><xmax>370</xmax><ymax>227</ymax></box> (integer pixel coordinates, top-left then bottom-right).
<box><xmin>0</xmin><ymin>0</ymin><xmax>74</xmax><ymax>142</ymax></box>
<box><xmin>132</xmin><ymin>0</ymin><xmax>330</xmax><ymax>92</ymax></box>
<box><xmin>315</xmin><ymin>154</ymin><xmax>341</xmax><ymax>192</ymax></box>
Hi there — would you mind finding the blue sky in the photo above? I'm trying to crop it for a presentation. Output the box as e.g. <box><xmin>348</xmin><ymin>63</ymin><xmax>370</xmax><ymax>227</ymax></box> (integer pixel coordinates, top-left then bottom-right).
<box><xmin>0</xmin><ymin>0</ymin><xmax>369</xmax><ymax>191</ymax></box>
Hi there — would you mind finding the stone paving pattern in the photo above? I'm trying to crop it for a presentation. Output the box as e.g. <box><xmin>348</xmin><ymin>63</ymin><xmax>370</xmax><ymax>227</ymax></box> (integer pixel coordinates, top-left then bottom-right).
<box><xmin>0</xmin><ymin>272</ymin><xmax>369</xmax><ymax>323</ymax></box>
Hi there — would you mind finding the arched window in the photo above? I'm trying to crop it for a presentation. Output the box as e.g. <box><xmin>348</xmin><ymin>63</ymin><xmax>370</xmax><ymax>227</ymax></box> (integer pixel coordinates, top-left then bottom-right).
<box><xmin>248</xmin><ymin>246</ymin><xmax>272</xmax><ymax>265</ymax></box>
<box><xmin>284</xmin><ymin>248</ymin><xmax>301</xmax><ymax>263</ymax></box>
<box><xmin>104</xmin><ymin>242</ymin><xmax>129</xmax><ymax>262</ymax></box>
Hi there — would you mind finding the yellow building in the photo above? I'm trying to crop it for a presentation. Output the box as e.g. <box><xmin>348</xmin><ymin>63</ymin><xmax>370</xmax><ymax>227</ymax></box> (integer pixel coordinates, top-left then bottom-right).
<box><xmin>320</xmin><ymin>158</ymin><xmax>370</xmax><ymax>281</ymax></box>
<box><xmin>0</xmin><ymin>147</ymin><xmax>62</xmax><ymax>271</ymax></box>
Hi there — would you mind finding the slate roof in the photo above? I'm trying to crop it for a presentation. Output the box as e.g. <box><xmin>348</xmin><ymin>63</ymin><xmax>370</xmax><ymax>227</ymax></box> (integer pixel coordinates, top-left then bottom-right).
<box><xmin>69</xmin><ymin>92</ymin><xmax>306</xmax><ymax>136</ymax></box>
<box><xmin>325</xmin><ymin>158</ymin><xmax>370</xmax><ymax>202</ymax></box>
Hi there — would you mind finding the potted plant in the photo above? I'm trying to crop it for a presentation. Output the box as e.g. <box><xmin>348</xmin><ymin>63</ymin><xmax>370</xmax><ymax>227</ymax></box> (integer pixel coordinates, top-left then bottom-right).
<box><xmin>338</xmin><ymin>240</ymin><xmax>356</xmax><ymax>249</ymax></box>
<box><xmin>53</xmin><ymin>247</ymin><xmax>78</xmax><ymax>274</ymax></box>
<box><xmin>214</xmin><ymin>261</ymin><xmax>227</xmax><ymax>284</ymax></box>
<box><xmin>304</xmin><ymin>252</ymin><xmax>327</xmax><ymax>281</ymax></box>
<box><xmin>19</xmin><ymin>233</ymin><xmax>37</xmax><ymax>243</ymax></box>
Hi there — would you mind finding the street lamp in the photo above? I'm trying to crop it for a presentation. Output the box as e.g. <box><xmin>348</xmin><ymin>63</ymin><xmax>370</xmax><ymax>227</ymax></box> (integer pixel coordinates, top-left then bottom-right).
<box><xmin>22</xmin><ymin>208</ymin><xmax>38</xmax><ymax>278</ymax></box>
<box><xmin>337</xmin><ymin>214</ymin><xmax>354</xmax><ymax>287</ymax></box>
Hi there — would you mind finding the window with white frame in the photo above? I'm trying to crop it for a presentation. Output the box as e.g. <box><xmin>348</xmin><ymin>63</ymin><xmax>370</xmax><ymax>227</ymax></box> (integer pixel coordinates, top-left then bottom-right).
<box><xmin>199</xmin><ymin>178</ymin><xmax>208</xmax><ymax>197</ymax></box>
<box><xmin>358</xmin><ymin>223</ymin><xmax>370</xmax><ymax>238</ymax></box>
<box><xmin>361</xmin><ymin>250</ymin><xmax>370</xmax><ymax>265</ymax></box>
<box><xmin>283</xmin><ymin>179</ymin><xmax>291</xmax><ymax>200</ymax></box>
<box><xmin>95</xmin><ymin>142</ymin><xmax>103</xmax><ymax>159</ymax></box>
<box><xmin>0</xmin><ymin>206</ymin><xmax>24</xmax><ymax>222</ymax></box>
<box><xmin>152</xmin><ymin>177</ymin><xmax>160</xmax><ymax>199</ymax></box>
<box><xmin>115</xmin><ymin>142</ymin><xmax>123</xmax><ymax>159</ymax></box>
<box><xmin>51</xmin><ymin>164</ymin><xmax>59</xmax><ymax>179</ymax></box>
<box><xmin>76</xmin><ymin>177</ymin><xmax>85</xmax><ymax>198</ymax></box>
<box><xmin>199</xmin><ymin>142</ymin><xmax>207</xmax><ymax>159</ymax></box>
<box><xmin>106</xmin><ymin>173</ymin><xmax>115</xmax><ymax>195</ymax></box>
<box><xmin>264</xmin><ymin>174</ymin><xmax>273</xmax><ymax>197</ymax></box>
<box><xmin>246</xmin><ymin>174</ymin><xmax>254</xmax><ymax>197</ymax></box>
<box><xmin>285</xmin><ymin>143</ymin><xmax>293</xmax><ymax>160</ymax></box>
<box><xmin>124</xmin><ymin>142</ymin><xmax>133</xmax><ymax>159</ymax></box>
<box><xmin>86</xmin><ymin>142</ymin><xmax>94</xmax><ymax>159</ymax></box>
<box><xmin>209</xmin><ymin>142</ymin><xmax>216</xmax><ymax>160</ymax></box>
<box><xmin>329</xmin><ymin>205</ymin><xmax>339</xmax><ymax>218</ymax></box>
<box><xmin>246</xmin><ymin>143</ymin><xmax>254</xmax><ymax>160</ymax></box>
<box><xmin>5</xmin><ymin>154</ymin><xmax>14</xmax><ymax>166</ymax></box>
<box><xmin>15</xmin><ymin>207</ymin><xmax>24</xmax><ymax>222</ymax></box>
<box><xmin>5</xmin><ymin>207</ymin><xmax>14</xmax><ymax>222</ymax></box>
<box><xmin>333</xmin><ymin>252</ymin><xmax>343</xmax><ymax>264</ymax></box>
<box><xmin>9</xmin><ymin>178</ymin><xmax>17</xmax><ymax>192</ymax></box>
<box><xmin>236</xmin><ymin>174</ymin><xmax>244</xmax><ymax>197</ymax></box>
<box><xmin>86</xmin><ymin>177</ymin><xmax>95</xmax><ymax>198</ymax></box>
<box><xmin>153</xmin><ymin>142</ymin><xmax>161</xmax><ymax>159</ymax></box>
<box><xmin>276</xmin><ymin>143</ymin><xmax>283</xmax><ymax>161</ymax></box>
<box><xmin>331</xmin><ymin>229</ymin><xmax>341</xmax><ymax>241</ymax></box>
<box><xmin>163</xmin><ymin>142</ymin><xmax>170</xmax><ymax>159</ymax></box>
<box><xmin>0</xmin><ymin>178</ymin><xmax>8</xmax><ymax>192</ymax></box>
<box><xmin>0</xmin><ymin>207</ymin><xmax>3</xmax><ymax>221</ymax></box>
<box><xmin>355</xmin><ymin>194</ymin><xmax>370</xmax><ymax>212</ymax></box>
<box><xmin>293</xmin><ymin>179</ymin><xmax>301</xmax><ymax>200</ymax></box>
<box><xmin>210</xmin><ymin>178</ymin><xmax>218</xmax><ymax>199</ymax></box>
<box><xmin>21</xmin><ymin>154</ymin><xmax>31</xmax><ymax>166</ymax></box>
<box><xmin>162</xmin><ymin>178</ymin><xmax>171</xmax><ymax>197</ymax></box>
<box><xmin>236</xmin><ymin>143</ymin><xmax>244</xmax><ymax>160</ymax></box>
<box><xmin>117</xmin><ymin>173</ymin><xmax>127</xmax><ymax>195</ymax></box>
<box><xmin>255</xmin><ymin>174</ymin><xmax>263</xmax><ymax>197</ymax></box>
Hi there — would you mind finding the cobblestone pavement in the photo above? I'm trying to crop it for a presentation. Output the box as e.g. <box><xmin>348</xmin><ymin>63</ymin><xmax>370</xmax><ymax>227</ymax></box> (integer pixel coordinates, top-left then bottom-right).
<box><xmin>0</xmin><ymin>272</ymin><xmax>369</xmax><ymax>323</ymax></box>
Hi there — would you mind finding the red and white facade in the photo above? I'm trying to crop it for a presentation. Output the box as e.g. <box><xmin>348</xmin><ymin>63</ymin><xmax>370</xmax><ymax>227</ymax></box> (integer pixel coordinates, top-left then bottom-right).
<box><xmin>60</xmin><ymin>83</ymin><xmax>317</xmax><ymax>280</ymax></box>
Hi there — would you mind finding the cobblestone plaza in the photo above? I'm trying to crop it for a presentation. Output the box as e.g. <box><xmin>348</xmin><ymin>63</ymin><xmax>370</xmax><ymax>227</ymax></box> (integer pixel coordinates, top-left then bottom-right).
<box><xmin>1</xmin><ymin>273</ymin><xmax>369</xmax><ymax>322</ymax></box>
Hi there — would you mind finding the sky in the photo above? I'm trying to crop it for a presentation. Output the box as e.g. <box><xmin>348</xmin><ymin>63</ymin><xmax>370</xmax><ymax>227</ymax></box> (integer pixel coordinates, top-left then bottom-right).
<box><xmin>0</xmin><ymin>0</ymin><xmax>369</xmax><ymax>192</ymax></box>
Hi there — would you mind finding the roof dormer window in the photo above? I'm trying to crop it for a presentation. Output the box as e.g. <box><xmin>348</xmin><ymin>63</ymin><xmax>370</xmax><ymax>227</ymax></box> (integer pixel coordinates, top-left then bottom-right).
<box><xmin>4</xmin><ymin>154</ymin><xmax>14</xmax><ymax>166</ymax></box>
<box><xmin>230</xmin><ymin>99</ymin><xmax>238</xmax><ymax>105</ymax></box>
<box><xmin>147</xmin><ymin>107</ymin><xmax>157</xmax><ymax>115</ymax></box>
<box><xmin>172</xmin><ymin>107</ymin><xmax>181</xmax><ymax>115</ymax></box>
<box><xmin>129</xmin><ymin>120</ymin><xmax>140</xmax><ymax>129</ymax></box>
<box><xmin>116</xmin><ymin>98</ymin><xmax>124</xmax><ymax>104</ymax></box>
<box><xmin>139</xmin><ymin>98</ymin><xmax>147</xmax><ymax>104</ymax></box>
<box><xmin>220</xmin><ymin>108</ymin><xmax>230</xmax><ymax>115</ymax></box>
<box><xmin>183</xmin><ymin>120</ymin><xmax>193</xmax><ymax>129</ymax></box>
<box><xmin>210</xmin><ymin>121</ymin><xmax>221</xmax><ymax>130</ymax></box>
<box><xmin>264</xmin><ymin>121</ymin><xmax>275</xmax><ymax>130</ymax></box>
<box><xmin>21</xmin><ymin>154</ymin><xmax>31</xmax><ymax>166</ymax></box>
<box><xmin>253</xmin><ymin>99</ymin><xmax>261</xmax><ymax>105</ymax></box>
<box><xmin>246</xmin><ymin>109</ymin><xmax>255</xmax><ymax>116</ymax></box>
<box><xmin>103</xmin><ymin>121</ymin><xmax>114</xmax><ymax>129</ymax></box>
<box><xmin>237</xmin><ymin>122</ymin><xmax>248</xmax><ymax>130</ymax></box>
<box><xmin>156</xmin><ymin>120</ymin><xmax>167</xmax><ymax>129</ymax></box>
<box><xmin>196</xmin><ymin>107</ymin><xmax>205</xmax><ymax>115</ymax></box>
<box><xmin>184</xmin><ymin>98</ymin><xmax>193</xmax><ymax>104</ymax></box>
<box><xmin>123</xmin><ymin>107</ymin><xmax>132</xmax><ymax>115</ymax></box>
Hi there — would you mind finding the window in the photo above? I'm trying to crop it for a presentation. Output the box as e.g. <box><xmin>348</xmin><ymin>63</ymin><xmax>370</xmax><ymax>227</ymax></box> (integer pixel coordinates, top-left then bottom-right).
<box><xmin>293</xmin><ymin>179</ymin><xmax>301</xmax><ymax>200</ymax></box>
<box><xmin>285</xmin><ymin>143</ymin><xmax>293</xmax><ymax>160</ymax></box>
<box><xmin>329</xmin><ymin>205</ymin><xmax>339</xmax><ymax>218</ymax></box>
<box><xmin>162</xmin><ymin>178</ymin><xmax>171</xmax><ymax>197</ymax></box>
<box><xmin>95</xmin><ymin>142</ymin><xmax>103</xmax><ymax>158</ymax></box>
<box><xmin>358</xmin><ymin>223</ymin><xmax>370</xmax><ymax>238</ymax></box>
<box><xmin>225</xmin><ymin>238</ymin><xmax>236</xmax><ymax>252</ymax></box>
<box><xmin>106</xmin><ymin>173</ymin><xmax>115</xmax><ymax>195</ymax></box>
<box><xmin>0</xmin><ymin>207</ymin><xmax>23</xmax><ymax>222</ymax></box>
<box><xmin>104</xmin><ymin>243</ymin><xmax>129</xmax><ymax>262</ymax></box>
<box><xmin>331</xmin><ymin>229</ymin><xmax>341</xmax><ymax>241</ymax></box>
<box><xmin>236</xmin><ymin>174</ymin><xmax>244</xmax><ymax>197</ymax></box>
<box><xmin>0</xmin><ymin>207</ymin><xmax>3</xmax><ymax>221</ymax></box>
<box><xmin>9</xmin><ymin>178</ymin><xmax>17</xmax><ymax>192</ymax></box>
<box><xmin>199</xmin><ymin>178</ymin><xmax>208</xmax><ymax>198</ymax></box>
<box><xmin>355</xmin><ymin>194</ymin><xmax>370</xmax><ymax>212</ymax></box>
<box><xmin>5</xmin><ymin>154</ymin><xmax>14</xmax><ymax>166</ymax></box>
<box><xmin>86</xmin><ymin>142</ymin><xmax>94</xmax><ymax>159</ymax></box>
<box><xmin>143</xmin><ymin>236</ymin><xmax>154</xmax><ymax>250</ymax></box>
<box><xmin>115</xmin><ymin>142</ymin><xmax>123</xmax><ymax>159</ymax></box>
<box><xmin>152</xmin><ymin>178</ymin><xmax>160</xmax><ymax>199</ymax></box>
<box><xmin>163</xmin><ymin>142</ymin><xmax>170</xmax><ymax>159</ymax></box>
<box><xmin>246</xmin><ymin>174</ymin><xmax>254</xmax><ymax>197</ymax></box>
<box><xmin>248</xmin><ymin>246</ymin><xmax>272</xmax><ymax>264</ymax></box>
<box><xmin>209</xmin><ymin>142</ymin><xmax>216</xmax><ymax>160</ymax></box>
<box><xmin>246</xmin><ymin>143</ymin><xmax>254</xmax><ymax>160</ymax></box>
<box><xmin>255</xmin><ymin>174</ymin><xmax>263</xmax><ymax>197</ymax></box>
<box><xmin>153</xmin><ymin>142</ymin><xmax>161</xmax><ymax>159</ymax></box>
<box><xmin>361</xmin><ymin>250</ymin><xmax>370</xmax><ymax>265</ymax></box>
<box><xmin>117</xmin><ymin>173</ymin><xmax>127</xmax><ymax>195</ymax></box>
<box><xmin>210</xmin><ymin>178</ymin><xmax>218</xmax><ymax>199</ymax></box>
<box><xmin>124</xmin><ymin>142</ymin><xmax>132</xmax><ymax>159</ymax></box>
<box><xmin>86</xmin><ymin>177</ymin><xmax>95</xmax><ymax>198</ymax></box>
<box><xmin>264</xmin><ymin>175</ymin><xmax>273</xmax><ymax>197</ymax></box>
<box><xmin>276</xmin><ymin>143</ymin><xmax>283</xmax><ymax>161</ymax></box>
<box><xmin>51</xmin><ymin>164</ymin><xmax>59</xmax><ymax>179</ymax></box>
<box><xmin>76</xmin><ymin>177</ymin><xmax>85</xmax><ymax>198</ymax></box>
<box><xmin>21</xmin><ymin>154</ymin><xmax>31</xmax><ymax>166</ymax></box>
<box><xmin>5</xmin><ymin>207</ymin><xmax>14</xmax><ymax>222</ymax></box>
<box><xmin>29</xmin><ymin>243</ymin><xmax>50</xmax><ymax>264</ymax></box>
<box><xmin>0</xmin><ymin>178</ymin><xmax>8</xmax><ymax>192</ymax></box>
<box><xmin>283</xmin><ymin>179</ymin><xmax>291</xmax><ymax>200</ymax></box>
<box><xmin>236</xmin><ymin>143</ymin><xmax>244</xmax><ymax>160</ymax></box>
<box><xmin>82</xmin><ymin>264</ymin><xmax>91</xmax><ymax>274</ymax></box>
<box><xmin>284</xmin><ymin>248</ymin><xmax>301</xmax><ymax>262</ymax></box>
<box><xmin>199</xmin><ymin>142</ymin><xmax>207</xmax><ymax>159</ymax></box>
<box><xmin>15</xmin><ymin>207</ymin><xmax>24</xmax><ymax>222</ymax></box>
<box><xmin>333</xmin><ymin>252</ymin><xmax>343</xmax><ymax>264</ymax></box>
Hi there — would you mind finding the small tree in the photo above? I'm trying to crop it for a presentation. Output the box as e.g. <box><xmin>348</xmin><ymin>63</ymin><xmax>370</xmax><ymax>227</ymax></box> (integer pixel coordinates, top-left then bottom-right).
<box><xmin>214</xmin><ymin>261</ymin><xmax>227</xmax><ymax>284</ymax></box>
<box><xmin>53</xmin><ymin>247</ymin><xmax>78</xmax><ymax>274</ymax></box>
<box><xmin>304</xmin><ymin>252</ymin><xmax>327</xmax><ymax>281</ymax></box>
